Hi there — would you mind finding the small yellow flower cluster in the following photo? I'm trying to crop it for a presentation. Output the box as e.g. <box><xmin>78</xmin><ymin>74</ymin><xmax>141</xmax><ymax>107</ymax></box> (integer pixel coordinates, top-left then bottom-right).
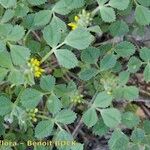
<box><xmin>71</xmin><ymin>93</ymin><xmax>84</xmax><ymax>104</ymax></box>
<box><xmin>28</xmin><ymin>58</ymin><xmax>44</xmax><ymax>78</ymax></box>
<box><xmin>68</xmin><ymin>16</ymin><xmax>79</xmax><ymax>30</ymax></box>
<box><xmin>68</xmin><ymin>10</ymin><xmax>93</xmax><ymax>30</ymax></box>
<box><xmin>26</xmin><ymin>108</ymin><xmax>38</xmax><ymax>122</ymax></box>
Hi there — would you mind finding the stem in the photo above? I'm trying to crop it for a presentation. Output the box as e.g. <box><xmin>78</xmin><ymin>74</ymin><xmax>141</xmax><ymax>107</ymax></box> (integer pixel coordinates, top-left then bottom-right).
<box><xmin>55</xmin><ymin>122</ymin><xmax>63</xmax><ymax>131</ymax></box>
<box><xmin>14</xmin><ymin>87</ymin><xmax>25</xmax><ymax>106</ymax></box>
<box><xmin>91</xmin><ymin>6</ymin><xmax>100</xmax><ymax>17</ymax></box>
<box><xmin>133</xmin><ymin>0</ymin><xmax>138</xmax><ymax>5</ymax></box>
<box><xmin>36</xmin><ymin>115</ymin><xmax>50</xmax><ymax>120</ymax></box>
<box><xmin>41</xmin><ymin>42</ymin><xmax>65</xmax><ymax>63</ymax></box>
<box><xmin>23</xmin><ymin>29</ymin><xmax>31</xmax><ymax>45</ymax></box>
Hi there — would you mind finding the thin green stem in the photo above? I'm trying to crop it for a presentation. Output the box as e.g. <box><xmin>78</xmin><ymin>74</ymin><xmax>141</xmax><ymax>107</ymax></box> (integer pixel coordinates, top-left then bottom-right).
<box><xmin>41</xmin><ymin>42</ymin><xmax>65</xmax><ymax>63</ymax></box>
<box><xmin>36</xmin><ymin>115</ymin><xmax>50</xmax><ymax>120</ymax></box>
<box><xmin>23</xmin><ymin>29</ymin><xmax>32</xmax><ymax>45</ymax></box>
<box><xmin>91</xmin><ymin>6</ymin><xmax>100</xmax><ymax>17</ymax></box>
<box><xmin>55</xmin><ymin>122</ymin><xmax>63</xmax><ymax>131</ymax></box>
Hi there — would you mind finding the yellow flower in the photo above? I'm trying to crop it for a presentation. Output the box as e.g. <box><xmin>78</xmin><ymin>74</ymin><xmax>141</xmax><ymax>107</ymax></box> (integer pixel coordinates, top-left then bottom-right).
<box><xmin>28</xmin><ymin>58</ymin><xmax>44</xmax><ymax>78</ymax></box>
<box><xmin>68</xmin><ymin>16</ymin><xmax>79</xmax><ymax>30</ymax></box>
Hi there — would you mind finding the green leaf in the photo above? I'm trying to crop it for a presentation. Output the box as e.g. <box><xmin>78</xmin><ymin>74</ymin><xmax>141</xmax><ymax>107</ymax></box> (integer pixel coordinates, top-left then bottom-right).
<box><xmin>100</xmin><ymin>6</ymin><xmax>116</xmax><ymax>22</ymax></box>
<box><xmin>109</xmin><ymin>0</ymin><xmax>130</xmax><ymax>10</ymax></box>
<box><xmin>131</xmin><ymin>128</ymin><xmax>145</xmax><ymax>143</ymax></box>
<box><xmin>137</xmin><ymin>0</ymin><xmax>150</xmax><ymax>7</ymax></box>
<box><xmin>0</xmin><ymin>41</ymin><xmax>6</xmax><ymax>52</ymax></box>
<box><xmin>10</xmin><ymin>45</ymin><xmax>30</xmax><ymax>66</ymax></box>
<box><xmin>0</xmin><ymin>96</ymin><xmax>12</xmax><ymax>116</ymax></box>
<box><xmin>144</xmin><ymin>64</ymin><xmax>150</xmax><ymax>82</ymax></box>
<box><xmin>92</xmin><ymin>118</ymin><xmax>109</xmax><ymax>136</ymax></box>
<box><xmin>40</xmin><ymin>75</ymin><xmax>55</xmax><ymax>92</ymax></box>
<box><xmin>47</xmin><ymin>94</ymin><xmax>62</xmax><ymax>115</ymax></box>
<box><xmin>101</xmin><ymin>108</ymin><xmax>121</xmax><ymax>128</ymax></box>
<box><xmin>119</xmin><ymin>71</ymin><xmax>130</xmax><ymax>85</ymax></box>
<box><xmin>97</xmin><ymin>0</ymin><xmax>109</xmax><ymax>5</ymax></box>
<box><xmin>27</xmin><ymin>0</ymin><xmax>47</xmax><ymax>6</ymax></box>
<box><xmin>51</xmin><ymin>16</ymin><xmax>67</xmax><ymax>33</ymax></box>
<box><xmin>123</xmin><ymin>86</ymin><xmax>139</xmax><ymax>101</ymax></box>
<box><xmin>53</xmin><ymin>0</ymin><xmax>85</xmax><ymax>15</ymax></box>
<box><xmin>82</xmin><ymin>108</ymin><xmax>98</xmax><ymax>128</ymax></box>
<box><xmin>15</xmin><ymin>2</ymin><xmax>29</xmax><ymax>17</ymax></box>
<box><xmin>88</xmin><ymin>25</ymin><xmax>102</xmax><ymax>34</ymax></box>
<box><xmin>100</xmin><ymin>54</ymin><xmax>117</xmax><ymax>71</ymax></box>
<box><xmin>0</xmin><ymin>0</ymin><xmax>16</xmax><ymax>8</ymax></box>
<box><xmin>0</xmin><ymin>51</ymin><xmax>13</xmax><ymax>68</ymax></box>
<box><xmin>7</xmin><ymin>25</ymin><xmax>25</xmax><ymax>42</ymax></box>
<box><xmin>65</xmin><ymin>28</ymin><xmax>94</xmax><ymax>50</ymax></box>
<box><xmin>122</xmin><ymin>112</ymin><xmax>140</xmax><ymax>128</ymax></box>
<box><xmin>54</xmin><ymin>130</ymin><xmax>73</xmax><ymax>150</ymax></box>
<box><xmin>0</xmin><ymin>68</ymin><xmax>8</xmax><ymax>81</ymax></box>
<box><xmin>143</xmin><ymin>120</ymin><xmax>150</xmax><ymax>134</ymax></box>
<box><xmin>128</xmin><ymin>57</ymin><xmax>142</xmax><ymax>73</ymax></box>
<box><xmin>93</xmin><ymin>92</ymin><xmax>113</xmax><ymax>108</ymax></box>
<box><xmin>109</xmin><ymin>20</ymin><xmax>129</xmax><ymax>36</ymax></box>
<box><xmin>1</xmin><ymin>9</ymin><xmax>15</xmax><ymax>23</ymax></box>
<box><xmin>79</xmin><ymin>68</ymin><xmax>98</xmax><ymax>81</ymax></box>
<box><xmin>71</xmin><ymin>143</ymin><xmax>84</xmax><ymax>150</ymax></box>
<box><xmin>81</xmin><ymin>47</ymin><xmax>100</xmax><ymax>64</ymax></box>
<box><xmin>20</xmin><ymin>88</ymin><xmax>43</xmax><ymax>109</ymax></box>
<box><xmin>135</xmin><ymin>5</ymin><xmax>150</xmax><ymax>25</ymax></box>
<box><xmin>115</xmin><ymin>41</ymin><xmax>135</xmax><ymax>58</ymax></box>
<box><xmin>35</xmin><ymin>120</ymin><xmax>54</xmax><ymax>139</ymax></box>
<box><xmin>108</xmin><ymin>130</ymin><xmax>129</xmax><ymax>150</ymax></box>
<box><xmin>8</xmin><ymin>69</ymin><xmax>24</xmax><ymax>85</ymax></box>
<box><xmin>0</xmin><ymin>24</ymin><xmax>12</xmax><ymax>38</ymax></box>
<box><xmin>34</xmin><ymin>10</ymin><xmax>52</xmax><ymax>26</ymax></box>
<box><xmin>43</xmin><ymin>20</ymin><xmax>61</xmax><ymax>48</ymax></box>
<box><xmin>55</xmin><ymin>109</ymin><xmax>76</xmax><ymax>124</ymax></box>
<box><xmin>140</xmin><ymin>47</ymin><xmax>150</xmax><ymax>62</ymax></box>
<box><xmin>54</xmin><ymin>49</ymin><xmax>78</xmax><ymax>69</ymax></box>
